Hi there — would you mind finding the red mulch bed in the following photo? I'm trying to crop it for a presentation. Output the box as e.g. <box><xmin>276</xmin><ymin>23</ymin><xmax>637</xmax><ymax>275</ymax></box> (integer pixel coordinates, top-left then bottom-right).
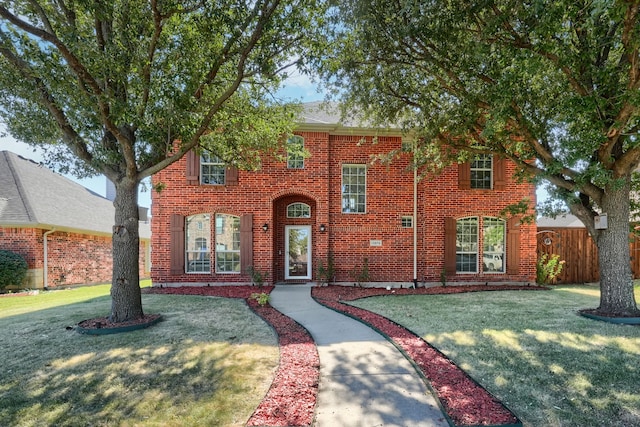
<box><xmin>145</xmin><ymin>284</ymin><xmax>545</xmax><ymax>427</ymax></box>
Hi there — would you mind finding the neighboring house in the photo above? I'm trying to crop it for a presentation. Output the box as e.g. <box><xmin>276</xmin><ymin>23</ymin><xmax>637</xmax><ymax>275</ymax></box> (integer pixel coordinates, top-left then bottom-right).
<box><xmin>151</xmin><ymin>102</ymin><xmax>537</xmax><ymax>287</ymax></box>
<box><xmin>0</xmin><ymin>150</ymin><xmax>150</xmax><ymax>289</ymax></box>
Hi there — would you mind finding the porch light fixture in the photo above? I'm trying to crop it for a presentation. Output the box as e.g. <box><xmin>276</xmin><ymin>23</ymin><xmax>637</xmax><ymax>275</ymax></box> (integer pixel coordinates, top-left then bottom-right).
<box><xmin>262</xmin><ymin>223</ymin><xmax>269</xmax><ymax>232</ymax></box>
<box><xmin>319</xmin><ymin>224</ymin><xmax>326</xmax><ymax>232</ymax></box>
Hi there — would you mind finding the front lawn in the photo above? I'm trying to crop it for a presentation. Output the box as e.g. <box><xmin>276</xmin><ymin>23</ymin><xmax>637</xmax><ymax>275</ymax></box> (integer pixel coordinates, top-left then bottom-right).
<box><xmin>350</xmin><ymin>284</ymin><xmax>640</xmax><ymax>427</ymax></box>
<box><xmin>0</xmin><ymin>283</ymin><xmax>278</xmax><ymax>427</ymax></box>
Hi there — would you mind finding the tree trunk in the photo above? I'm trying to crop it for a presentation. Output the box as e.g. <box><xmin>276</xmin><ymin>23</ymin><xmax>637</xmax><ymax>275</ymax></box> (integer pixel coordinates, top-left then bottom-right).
<box><xmin>109</xmin><ymin>177</ymin><xmax>144</xmax><ymax>322</ymax></box>
<box><xmin>594</xmin><ymin>178</ymin><xmax>640</xmax><ymax>316</ymax></box>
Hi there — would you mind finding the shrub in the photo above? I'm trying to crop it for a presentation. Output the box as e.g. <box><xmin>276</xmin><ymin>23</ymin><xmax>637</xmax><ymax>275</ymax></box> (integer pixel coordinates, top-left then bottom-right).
<box><xmin>250</xmin><ymin>292</ymin><xmax>270</xmax><ymax>306</ymax></box>
<box><xmin>246</xmin><ymin>266</ymin><xmax>268</xmax><ymax>287</ymax></box>
<box><xmin>316</xmin><ymin>252</ymin><xmax>336</xmax><ymax>286</ymax></box>
<box><xmin>0</xmin><ymin>250</ymin><xmax>28</xmax><ymax>290</ymax></box>
<box><xmin>536</xmin><ymin>253</ymin><xmax>565</xmax><ymax>285</ymax></box>
<box><xmin>351</xmin><ymin>257</ymin><xmax>371</xmax><ymax>287</ymax></box>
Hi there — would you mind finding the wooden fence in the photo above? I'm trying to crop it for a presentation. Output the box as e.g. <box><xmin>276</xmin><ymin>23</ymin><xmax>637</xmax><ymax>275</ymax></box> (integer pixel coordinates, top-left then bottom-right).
<box><xmin>536</xmin><ymin>227</ymin><xmax>640</xmax><ymax>284</ymax></box>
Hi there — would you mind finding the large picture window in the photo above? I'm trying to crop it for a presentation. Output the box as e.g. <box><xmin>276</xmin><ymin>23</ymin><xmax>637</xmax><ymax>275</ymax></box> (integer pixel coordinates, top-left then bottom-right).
<box><xmin>215</xmin><ymin>213</ymin><xmax>240</xmax><ymax>273</ymax></box>
<box><xmin>201</xmin><ymin>152</ymin><xmax>226</xmax><ymax>185</ymax></box>
<box><xmin>470</xmin><ymin>154</ymin><xmax>492</xmax><ymax>189</ymax></box>
<box><xmin>342</xmin><ymin>165</ymin><xmax>366</xmax><ymax>213</ymax></box>
<box><xmin>186</xmin><ymin>214</ymin><xmax>211</xmax><ymax>273</ymax></box>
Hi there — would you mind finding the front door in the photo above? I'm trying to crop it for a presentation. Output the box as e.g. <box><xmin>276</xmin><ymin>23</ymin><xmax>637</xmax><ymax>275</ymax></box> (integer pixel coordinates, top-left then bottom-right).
<box><xmin>285</xmin><ymin>225</ymin><xmax>311</xmax><ymax>280</ymax></box>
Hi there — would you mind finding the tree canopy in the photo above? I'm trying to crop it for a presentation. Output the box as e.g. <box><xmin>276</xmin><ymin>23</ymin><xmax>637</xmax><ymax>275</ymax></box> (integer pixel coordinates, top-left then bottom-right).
<box><xmin>0</xmin><ymin>0</ymin><xmax>326</xmax><ymax>321</ymax></box>
<box><xmin>313</xmin><ymin>0</ymin><xmax>640</xmax><ymax>315</ymax></box>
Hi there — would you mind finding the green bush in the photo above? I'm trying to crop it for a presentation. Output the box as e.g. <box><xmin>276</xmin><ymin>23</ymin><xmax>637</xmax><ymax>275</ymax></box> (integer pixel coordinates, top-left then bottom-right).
<box><xmin>0</xmin><ymin>250</ymin><xmax>28</xmax><ymax>290</ymax></box>
<box><xmin>536</xmin><ymin>253</ymin><xmax>565</xmax><ymax>285</ymax></box>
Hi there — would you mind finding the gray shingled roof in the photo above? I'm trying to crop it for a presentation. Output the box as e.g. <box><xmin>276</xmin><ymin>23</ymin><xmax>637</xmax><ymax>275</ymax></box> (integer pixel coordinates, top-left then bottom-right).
<box><xmin>299</xmin><ymin>101</ymin><xmax>400</xmax><ymax>132</ymax></box>
<box><xmin>537</xmin><ymin>214</ymin><xmax>585</xmax><ymax>228</ymax></box>
<box><xmin>0</xmin><ymin>150</ymin><xmax>150</xmax><ymax>238</ymax></box>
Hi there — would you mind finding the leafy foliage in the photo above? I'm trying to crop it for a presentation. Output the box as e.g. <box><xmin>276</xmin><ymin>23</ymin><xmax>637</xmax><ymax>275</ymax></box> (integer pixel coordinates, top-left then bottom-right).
<box><xmin>536</xmin><ymin>254</ymin><xmax>565</xmax><ymax>285</ymax></box>
<box><xmin>0</xmin><ymin>250</ymin><xmax>27</xmax><ymax>290</ymax></box>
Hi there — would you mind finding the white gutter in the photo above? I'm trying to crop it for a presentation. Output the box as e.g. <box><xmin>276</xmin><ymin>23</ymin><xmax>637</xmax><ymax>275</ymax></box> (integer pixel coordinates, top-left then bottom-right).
<box><xmin>43</xmin><ymin>228</ymin><xmax>56</xmax><ymax>290</ymax></box>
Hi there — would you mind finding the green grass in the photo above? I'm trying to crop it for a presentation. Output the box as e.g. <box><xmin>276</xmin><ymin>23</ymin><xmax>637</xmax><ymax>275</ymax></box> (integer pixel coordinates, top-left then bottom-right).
<box><xmin>0</xmin><ymin>282</ymin><xmax>278</xmax><ymax>427</ymax></box>
<box><xmin>350</xmin><ymin>284</ymin><xmax>640</xmax><ymax>427</ymax></box>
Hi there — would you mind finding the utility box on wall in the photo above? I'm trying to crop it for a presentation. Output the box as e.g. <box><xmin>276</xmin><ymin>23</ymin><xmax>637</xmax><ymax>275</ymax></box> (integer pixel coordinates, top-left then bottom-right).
<box><xmin>595</xmin><ymin>214</ymin><xmax>608</xmax><ymax>230</ymax></box>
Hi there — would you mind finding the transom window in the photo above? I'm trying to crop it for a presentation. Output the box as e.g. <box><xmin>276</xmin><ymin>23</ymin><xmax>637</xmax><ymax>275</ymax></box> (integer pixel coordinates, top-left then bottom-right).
<box><xmin>215</xmin><ymin>213</ymin><xmax>240</xmax><ymax>273</ymax></box>
<box><xmin>287</xmin><ymin>203</ymin><xmax>311</xmax><ymax>218</ymax></box>
<box><xmin>186</xmin><ymin>214</ymin><xmax>211</xmax><ymax>273</ymax></box>
<box><xmin>287</xmin><ymin>136</ymin><xmax>305</xmax><ymax>169</ymax></box>
<box><xmin>456</xmin><ymin>217</ymin><xmax>478</xmax><ymax>273</ymax></box>
<box><xmin>483</xmin><ymin>217</ymin><xmax>505</xmax><ymax>273</ymax></box>
<box><xmin>201</xmin><ymin>152</ymin><xmax>225</xmax><ymax>185</ymax></box>
<box><xmin>470</xmin><ymin>154</ymin><xmax>492</xmax><ymax>189</ymax></box>
<box><xmin>342</xmin><ymin>165</ymin><xmax>366</xmax><ymax>213</ymax></box>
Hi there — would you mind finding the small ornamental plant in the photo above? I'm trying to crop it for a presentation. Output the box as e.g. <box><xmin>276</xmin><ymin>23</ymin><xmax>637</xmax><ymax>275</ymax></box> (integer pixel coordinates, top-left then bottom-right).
<box><xmin>0</xmin><ymin>250</ymin><xmax>28</xmax><ymax>290</ymax></box>
<box><xmin>250</xmin><ymin>292</ymin><xmax>270</xmax><ymax>307</ymax></box>
<box><xmin>536</xmin><ymin>253</ymin><xmax>565</xmax><ymax>285</ymax></box>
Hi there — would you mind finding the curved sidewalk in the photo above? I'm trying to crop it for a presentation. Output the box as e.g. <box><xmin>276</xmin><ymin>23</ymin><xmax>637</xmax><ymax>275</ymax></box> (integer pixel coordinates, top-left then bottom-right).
<box><xmin>270</xmin><ymin>283</ymin><xmax>449</xmax><ymax>427</ymax></box>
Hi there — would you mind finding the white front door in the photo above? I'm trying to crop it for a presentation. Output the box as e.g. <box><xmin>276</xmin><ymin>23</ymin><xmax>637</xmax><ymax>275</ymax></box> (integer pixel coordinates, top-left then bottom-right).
<box><xmin>285</xmin><ymin>225</ymin><xmax>311</xmax><ymax>280</ymax></box>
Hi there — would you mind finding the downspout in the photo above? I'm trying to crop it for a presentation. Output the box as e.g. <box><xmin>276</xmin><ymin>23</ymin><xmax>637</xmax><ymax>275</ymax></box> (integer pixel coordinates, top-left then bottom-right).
<box><xmin>43</xmin><ymin>228</ymin><xmax>55</xmax><ymax>290</ymax></box>
<box><xmin>413</xmin><ymin>140</ymin><xmax>418</xmax><ymax>288</ymax></box>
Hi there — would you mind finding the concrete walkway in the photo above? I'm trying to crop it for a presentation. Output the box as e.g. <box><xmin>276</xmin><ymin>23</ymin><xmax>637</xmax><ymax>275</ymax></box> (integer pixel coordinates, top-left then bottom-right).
<box><xmin>269</xmin><ymin>283</ymin><xmax>449</xmax><ymax>427</ymax></box>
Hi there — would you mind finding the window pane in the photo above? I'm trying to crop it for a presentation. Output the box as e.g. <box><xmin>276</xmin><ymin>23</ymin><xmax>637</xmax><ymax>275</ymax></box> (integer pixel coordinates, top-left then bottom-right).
<box><xmin>287</xmin><ymin>136</ymin><xmax>304</xmax><ymax>169</ymax></box>
<box><xmin>456</xmin><ymin>217</ymin><xmax>478</xmax><ymax>273</ymax></box>
<box><xmin>483</xmin><ymin>217</ymin><xmax>505</xmax><ymax>273</ymax></box>
<box><xmin>470</xmin><ymin>154</ymin><xmax>492</xmax><ymax>189</ymax></box>
<box><xmin>215</xmin><ymin>214</ymin><xmax>240</xmax><ymax>273</ymax></box>
<box><xmin>342</xmin><ymin>165</ymin><xmax>366</xmax><ymax>213</ymax></box>
<box><xmin>287</xmin><ymin>203</ymin><xmax>311</xmax><ymax>218</ymax></box>
<box><xmin>201</xmin><ymin>152</ymin><xmax>226</xmax><ymax>185</ymax></box>
<box><xmin>186</xmin><ymin>213</ymin><xmax>211</xmax><ymax>273</ymax></box>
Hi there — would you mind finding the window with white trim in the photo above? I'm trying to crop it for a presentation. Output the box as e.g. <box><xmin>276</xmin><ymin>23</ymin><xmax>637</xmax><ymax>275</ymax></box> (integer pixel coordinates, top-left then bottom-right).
<box><xmin>287</xmin><ymin>136</ymin><xmax>305</xmax><ymax>169</ymax></box>
<box><xmin>470</xmin><ymin>154</ymin><xmax>492</xmax><ymax>189</ymax></box>
<box><xmin>186</xmin><ymin>214</ymin><xmax>211</xmax><ymax>273</ymax></box>
<box><xmin>342</xmin><ymin>165</ymin><xmax>366</xmax><ymax>213</ymax></box>
<box><xmin>483</xmin><ymin>217</ymin><xmax>505</xmax><ymax>273</ymax></box>
<box><xmin>456</xmin><ymin>217</ymin><xmax>478</xmax><ymax>273</ymax></box>
<box><xmin>287</xmin><ymin>202</ymin><xmax>311</xmax><ymax>218</ymax></box>
<box><xmin>401</xmin><ymin>216</ymin><xmax>413</xmax><ymax>228</ymax></box>
<box><xmin>201</xmin><ymin>152</ymin><xmax>225</xmax><ymax>185</ymax></box>
<box><xmin>215</xmin><ymin>213</ymin><xmax>240</xmax><ymax>273</ymax></box>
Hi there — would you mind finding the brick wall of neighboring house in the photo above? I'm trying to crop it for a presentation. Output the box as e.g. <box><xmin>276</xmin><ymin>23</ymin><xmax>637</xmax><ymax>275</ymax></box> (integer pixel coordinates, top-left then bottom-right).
<box><xmin>151</xmin><ymin>132</ymin><xmax>537</xmax><ymax>287</ymax></box>
<box><xmin>0</xmin><ymin>227</ymin><xmax>150</xmax><ymax>289</ymax></box>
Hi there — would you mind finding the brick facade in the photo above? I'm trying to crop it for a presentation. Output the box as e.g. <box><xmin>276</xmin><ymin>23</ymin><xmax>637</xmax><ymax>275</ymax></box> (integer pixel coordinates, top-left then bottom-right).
<box><xmin>151</xmin><ymin>129</ymin><xmax>537</xmax><ymax>287</ymax></box>
<box><xmin>0</xmin><ymin>227</ymin><xmax>150</xmax><ymax>289</ymax></box>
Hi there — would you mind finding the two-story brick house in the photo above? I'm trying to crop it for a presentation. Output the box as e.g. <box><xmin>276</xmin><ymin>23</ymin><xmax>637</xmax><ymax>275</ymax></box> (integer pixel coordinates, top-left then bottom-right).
<box><xmin>151</xmin><ymin>102</ymin><xmax>537</xmax><ymax>287</ymax></box>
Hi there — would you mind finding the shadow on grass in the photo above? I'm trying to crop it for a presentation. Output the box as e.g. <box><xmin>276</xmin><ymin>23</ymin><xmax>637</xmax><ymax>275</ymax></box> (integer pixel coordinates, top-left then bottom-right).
<box><xmin>351</xmin><ymin>287</ymin><xmax>640</xmax><ymax>427</ymax></box>
<box><xmin>0</xmin><ymin>293</ymin><xmax>278</xmax><ymax>426</ymax></box>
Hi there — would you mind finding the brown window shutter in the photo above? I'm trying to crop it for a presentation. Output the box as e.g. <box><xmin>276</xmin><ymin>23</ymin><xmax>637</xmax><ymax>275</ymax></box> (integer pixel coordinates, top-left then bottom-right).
<box><xmin>170</xmin><ymin>214</ymin><xmax>185</xmax><ymax>275</ymax></box>
<box><xmin>507</xmin><ymin>217</ymin><xmax>520</xmax><ymax>275</ymax></box>
<box><xmin>494</xmin><ymin>156</ymin><xmax>506</xmax><ymax>191</ymax></box>
<box><xmin>444</xmin><ymin>217</ymin><xmax>457</xmax><ymax>274</ymax></box>
<box><xmin>226</xmin><ymin>166</ymin><xmax>239</xmax><ymax>186</ymax></box>
<box><xmin>458</xmin><ymin>162</ymin><xmax>471</xmax><ymax>190</ymax></box>
<box><xmin>185</xmin><ymin>150</ymin><xmax>200</xmax><ymax>185</ymax></box>
<box><xmin>240</xmin><ymin>214</ymin><xmax>253</xmax><ymax>273</ymax></box>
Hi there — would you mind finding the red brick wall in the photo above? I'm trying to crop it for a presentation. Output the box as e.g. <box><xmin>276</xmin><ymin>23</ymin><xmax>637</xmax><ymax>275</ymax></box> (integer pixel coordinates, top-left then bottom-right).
<box><xmin>0</xmin><ymin>227</ymin><xmax>150</xmax><ymax>288</ymax></box>
<box><xmin>151</xmin><ymin>132</ymin><xmax>537</xmax><ymax>286</ymax></box>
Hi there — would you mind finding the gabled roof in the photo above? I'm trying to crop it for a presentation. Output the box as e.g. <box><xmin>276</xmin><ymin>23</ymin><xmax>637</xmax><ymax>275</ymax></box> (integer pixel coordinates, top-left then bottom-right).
<box><xmin>0</xmin><ymin>150</ymin><xmax>150</xmax><ymax>238</ymax></box>
<box><xmin>537</xmin><ymin>214</ymin><xmax>585</xmax><ymax>228</ymax></box>
<box><xmin>298</xmin><ymin>101</ymin><xmax>402</xmax><ymax>135</ymax></box>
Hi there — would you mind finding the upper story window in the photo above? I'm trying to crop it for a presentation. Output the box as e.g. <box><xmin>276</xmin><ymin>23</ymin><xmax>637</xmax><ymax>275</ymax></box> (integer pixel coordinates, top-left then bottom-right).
<box><xmin>215</xmin><ymin>213</ymin><xmax>240</xmax><ymax>273</ymax></box>
<box><xmin>401</xmin><ymin>216</ymin><xmax>414</xmax><ymax>228</ymax></box>
<box><xmin>483</xmin><ymin>217</ymin><xmax>505</xmax><ymax>273</ymax></box>
<box><xmin>287</xmin><ymin>136</ymin><xmax>305</xmax><ymax>169</ymax></box>
<box><xmin>287</xmin><ymin>203</ymin><xmax>311</xmax><ymax>218</ymax></box>
<box><xmin>201</xmin><ymin>152</ymin><xmax>225</xmax><ymax>185</ymax></box>
<box><xmin>456</xmin><ymin>217</ymin><xmax>478</xmax><ymax>273</ymax></box>
<box><xmin>470</xmin><ymin>154</ymin><xmax>493</xmax><ymax>189</ymax></box>
<box><xmin>342</xmin><ymin>165</ymin><xmax>366</xmax><ymax>213</ymax></box>
<box><xmin>186</xmin><ymin>213</ymin><xmax>211</xmax><ymax>273</ymax></box>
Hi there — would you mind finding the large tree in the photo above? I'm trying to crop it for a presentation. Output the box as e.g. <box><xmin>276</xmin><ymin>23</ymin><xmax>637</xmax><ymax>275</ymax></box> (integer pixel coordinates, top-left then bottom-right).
<box><xmin>313</xmin><ymin>0</ymin><xmax>640</xmax><ymax>316</ymax></box>
<box><xmin>0</xmin><ymin>0</ymin><xmax>324</xmax><ymax>322</ymax></box>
